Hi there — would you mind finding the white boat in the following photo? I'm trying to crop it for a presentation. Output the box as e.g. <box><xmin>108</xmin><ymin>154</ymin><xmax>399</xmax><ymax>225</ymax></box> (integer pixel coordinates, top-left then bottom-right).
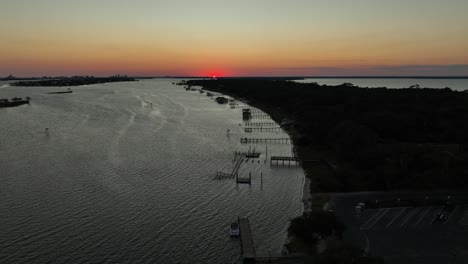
<box><xmin>229</xmin><ymin>222</ymin><xmax>240</xmax><ymax>237</ymax></box>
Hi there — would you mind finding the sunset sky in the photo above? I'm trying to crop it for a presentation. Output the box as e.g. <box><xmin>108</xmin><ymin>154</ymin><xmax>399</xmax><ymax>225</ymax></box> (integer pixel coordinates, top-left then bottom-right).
<box><xmin>1</xmin><ymin>0</ymin><xmax>468</xmax><ymax>77</ymax></box>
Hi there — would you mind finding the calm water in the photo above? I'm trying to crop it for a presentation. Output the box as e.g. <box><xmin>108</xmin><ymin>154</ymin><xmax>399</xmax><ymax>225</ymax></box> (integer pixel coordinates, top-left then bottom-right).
<box><xmin>296</xmin><ymin>78</ymin><xmax>468</xmax><ymax>91</ymax></box>
<box><xmin>0</xmin><ymin>79</ymin><xmax>304</xmax><ymax>263</ymax></box>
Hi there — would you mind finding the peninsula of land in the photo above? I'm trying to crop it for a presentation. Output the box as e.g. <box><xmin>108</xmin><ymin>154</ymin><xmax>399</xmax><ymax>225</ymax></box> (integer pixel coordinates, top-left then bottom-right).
<box><xmin>0</xmin><ymin>97</ymin><xmax>30</xmax><ymax>108</ymax></box>
<box><xmin>181</xmin><ymin>79</ymin><xmax>468</xmax><ymax>193</ymax></box>
<box><xmin>11</xmin><ymin>76</ymin><xmax>137</xmax><ymax>87</ymax></box>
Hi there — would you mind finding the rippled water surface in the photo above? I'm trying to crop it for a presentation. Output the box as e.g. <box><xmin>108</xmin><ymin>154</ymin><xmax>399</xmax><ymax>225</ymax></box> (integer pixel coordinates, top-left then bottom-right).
<box><xmin>0</xmin><ymin>79</ymin><xmax>303</xmax><ymax>263</ymax></box>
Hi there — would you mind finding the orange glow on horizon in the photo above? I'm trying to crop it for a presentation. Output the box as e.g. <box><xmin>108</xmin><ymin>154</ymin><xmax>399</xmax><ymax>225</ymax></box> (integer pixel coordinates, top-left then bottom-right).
<box><xmin>1</xmin><ymin>1</ymin><xmax>468</xmax><ymax>77</ymax></box>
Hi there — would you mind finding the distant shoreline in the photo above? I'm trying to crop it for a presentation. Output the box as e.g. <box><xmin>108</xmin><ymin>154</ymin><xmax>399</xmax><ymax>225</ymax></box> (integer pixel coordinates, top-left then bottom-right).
<box><xmin>9</xmin><ymin>76</ymin><xmax>137</xmax><ymax>87</ymax></box>
<box><xmin>3</xmin><ymin>76</ymin><xmax>468</xmax><ymax>82</ymax></box>
<box><xmin>163</xmin><ymin>76</ymin><xmax>468</xmax><ymax>79</ymax></box>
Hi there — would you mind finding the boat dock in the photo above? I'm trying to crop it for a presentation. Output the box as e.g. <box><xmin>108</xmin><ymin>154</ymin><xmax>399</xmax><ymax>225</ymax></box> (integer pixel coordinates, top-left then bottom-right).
<box><xmin>239</xmin><ymin>217</ymin><xmax>256</xmax><ymax>261</ymax></box>
<box><xmin>241</xmin><ymin>138</ymin><xmax>291</xmax><ymax>144</ymax></box>
<box><xmin>244</xmin><ymin>122</ymin><xmax>277</xmax><ymax>127</ymax></box>
<box><xmin>237</xmin><ymin>172</ymin><xmax>252</xmax><ymax>185</ymax></box>
<box><xmin>237</xmin><ymin>218</ymin><xmax>305</xmax><ymax>263</ymax></box>
<box><xmin>270</xmin><ymin>156</ymin><xmax>299</xmax><ymax>166</ymax></box>
<box><xmin>245</xmin><ymin>127</ymin><xmax>282</xmax><ymax>133</ymax></box>
<box><xmin>250</xmin><ymin>113</ymin><xmax>270</xmax><ymax>119</ymax></box>
<box><xmin>215</xmin><ymin>154</ymin><xmax>245</xmax><ymax>179</ymax></box>
<box><xmin>243</xmin><ymin>108</ymin><xmax>263</xmax><ymax>114</ymax></box>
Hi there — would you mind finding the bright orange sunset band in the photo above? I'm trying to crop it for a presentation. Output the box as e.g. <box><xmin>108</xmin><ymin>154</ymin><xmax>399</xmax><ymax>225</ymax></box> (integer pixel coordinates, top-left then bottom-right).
<box><xmin>1</xmin><ymin>0</ymin><xmax>467</xmax><ymax>77</ymax></box>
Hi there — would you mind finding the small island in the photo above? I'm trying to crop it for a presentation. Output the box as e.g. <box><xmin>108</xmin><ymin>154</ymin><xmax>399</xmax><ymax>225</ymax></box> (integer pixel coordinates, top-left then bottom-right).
<box><xmin>0</xmin><ymin>97</ymin><xmax>31</xmax><ymax>108</ymax></box>
<box><xmin>10</xmin><ymin>75</ymin><xmax>137</xmax><ymax>87</ymax></box>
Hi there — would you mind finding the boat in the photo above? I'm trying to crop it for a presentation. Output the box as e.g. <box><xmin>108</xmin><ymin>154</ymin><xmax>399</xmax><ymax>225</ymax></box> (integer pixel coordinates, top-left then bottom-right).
<box><xmin>229</xmin><ymin>222</ymin><xmax>240</xmax><ymax>237</ymax></box>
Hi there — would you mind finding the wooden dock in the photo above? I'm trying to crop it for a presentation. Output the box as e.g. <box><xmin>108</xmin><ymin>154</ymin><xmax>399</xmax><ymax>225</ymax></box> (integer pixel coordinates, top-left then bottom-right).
<box><xmin>215</xmin><ymin>171</ymin><xmax>234</xmax><ymax>179</ymax></box>
<box><xmin>270</xmin><ymin>156</ymin><xmax>299</xmax><ymax>166</ymax></box>
<box><xmin>245</xmin><ymin>127</ymin><xmax>282</xmax><ymax>133</ymax></box>
<box><xmin>214</xmin><ymin>154</ymin><xmax>245</xmax><ymax>180</ymax></box>
<box><xmin>237</xmin><ymin>172</ymin><xmax>252</xmax><ymax>185</ymax></box>
<box><xmin>244</xmin><ymin>122</ymin><xmax>277</xmax><ymax>127</ymax></box>
<box><xmin>241</xmin><ymin>138</ymin><xmax>291</xmax><ymax>144</ymax></box>
<box><xmin>250</xmin><ymin>113</ymin><xmax>270</xmax><ymax>119</ymax></box>
<box><xmin>243</xmin><ymin>109</ymin><xmax>252</xmax><ymax>120</ymax></box>
<box><xmin>243</xmin><ymin>108</ymin><xmax>263</xmax><ymax>114</ymax></box>
<box><xmin>239</xmin><ymin>217</ymin><xmax>256</xmax><ymax>261</ymax></box>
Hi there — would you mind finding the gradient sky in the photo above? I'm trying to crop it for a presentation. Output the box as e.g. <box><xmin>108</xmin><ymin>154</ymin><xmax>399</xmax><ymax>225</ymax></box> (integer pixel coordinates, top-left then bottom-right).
<box><xmin>1</xmin><ymin>0</ymin><xmax>468</xmax><ymax>76</ymax></box>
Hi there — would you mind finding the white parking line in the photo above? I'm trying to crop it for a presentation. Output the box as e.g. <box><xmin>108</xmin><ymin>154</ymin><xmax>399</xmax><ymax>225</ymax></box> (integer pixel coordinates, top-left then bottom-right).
<box><xmin>414</xmin><ymin>207</ymin><xmax>432</xmax><ymax>226</ymax></box>
<box><xmin>430</xmin><ymin>207</ymin><xmax>444</xmax><ymax>225</ymax></box>
<box><xmin>445</xmin><ymin>206</ymin><xmax>460</xmax><ymax>225</ymax></box>
<box><xmin>361</xmin><ymin>209</ymin><xmax>384</xmax><ymax>229</ymax></box>
<box><xmin>401</xmin><ymin>208</ymin><xmax>419</xmax><ymax>227</ymax></box>
<box><xmin>363</xmin><ymin>208</ymin><xmax>390</xmax><ymax>230</ymax></box>
<box><xmin>386</xmin><ymin>208</ymin><xmax>407</xmax><ymax>228</ymax></box>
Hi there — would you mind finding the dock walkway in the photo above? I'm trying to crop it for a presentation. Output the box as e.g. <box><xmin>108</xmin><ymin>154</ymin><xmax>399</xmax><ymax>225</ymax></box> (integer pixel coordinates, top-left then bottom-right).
<box><xmin>215</xmin><ymin>154</ymin><xmax>245</xmax><ymax>179</ymax></box>
<box><xmin>241</xmin><ymin>138</ymin><xmax>291</xmax><ymax>144</ymax></box>
<box><xmin>245</xmin><ymin>127</ymin><xmax>282</xmax><ymax>133</ymax></box>
<box><xmin>270</xmin><ymin>156</ymin><xmax>299</xmax><ymax>166</ymax></box>
<box><xmin>239</xmin><ymin>217</ymin><xmax>256</xmax><ymax>260</ymax></box>
<box><xmin>244</xmin><ymin>122</ymin><xmax>277</xmax><ymax>127</ymax></box>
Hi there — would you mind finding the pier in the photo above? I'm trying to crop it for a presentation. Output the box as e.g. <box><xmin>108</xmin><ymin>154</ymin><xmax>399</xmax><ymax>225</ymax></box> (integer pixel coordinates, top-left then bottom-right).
<box><xmin>215</xmin><ymin>154</ymin><xmax>245</xmax><ymax>179</ymax></box>
<box><xmin>243</xmin><ymin>109</ymin><xmax>252</xmax><ymax>120</ymax></box>
<box><xmin>244</xmin><ymin>122</ymin><xmax>277</xmax><ymax>127</ymax></box>
<box><xmin>244</xmin><ymin>127</ymin><xmax>282</xmax><ymax>133</ymax></box>
<box><xmin>235</xmin><ymin>150</ymin><xmax>261</xmax><ymax>159</ymax></box>
<box><xmin>240</xmin><ymin>138</ymin><xmax>291</xmax><ymax>144</ymax></box>
<box><xmin>239</xmin><ymin>217</ymin><xmax>256</xmax><ymax>261</ymax></box>
<box><xmin>243</xmin><ymin>108</ymin><xmax>263</xmax><ymax>114</ymax></box>
<box><xmin>237</xmin><ymin>172</ymin><xmax>252</xmax><ymax>185</ymax></box>
<box><xmin>250</xmin><ymin>113</ymin><xmax>270</xmax><ymax>119</ymax></box>
<box><xmin>270</xmin><ymin>156</ymin><xmax>299</xmax><ymax>166</ymax></box>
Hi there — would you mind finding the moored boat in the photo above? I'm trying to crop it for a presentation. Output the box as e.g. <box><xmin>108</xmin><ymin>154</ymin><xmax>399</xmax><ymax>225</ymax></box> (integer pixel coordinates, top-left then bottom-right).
<box><xmin>229</xmin><ymin>222</ymin><xmax>240</xmax><ymax>237</ymax></box>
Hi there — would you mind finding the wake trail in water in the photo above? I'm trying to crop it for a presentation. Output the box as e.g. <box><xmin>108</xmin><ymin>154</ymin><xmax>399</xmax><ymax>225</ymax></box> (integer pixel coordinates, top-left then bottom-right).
<box><xmin>103</xmin><ymin>108</ymin><xmax>137</xmax><ymax>193</ymax></box>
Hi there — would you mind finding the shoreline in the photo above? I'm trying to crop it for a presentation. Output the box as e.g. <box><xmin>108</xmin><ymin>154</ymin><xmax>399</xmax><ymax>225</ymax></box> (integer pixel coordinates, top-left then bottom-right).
<box><xmin>188</xmin><ymin>82</ymin><xmax>318</xmax><ymax>208</ymax></box>
<box><xmin>192</xmin><ymin>87</ymin><xmax>311</xmax><ymax>254</ymax></box>
<box><xmin>10</xmin><ymin>77</ymin><xmax>137</xmax><ymax>87</ymax></box>
<box><xmin>181</xmin><ymin>79</ymin><xmax>468</xmax><ymax>193</ymax></box>
<box><xmin>214</xmin><ymin>94</ymin><xmax>314</xmax><ymax>209</ymax></box>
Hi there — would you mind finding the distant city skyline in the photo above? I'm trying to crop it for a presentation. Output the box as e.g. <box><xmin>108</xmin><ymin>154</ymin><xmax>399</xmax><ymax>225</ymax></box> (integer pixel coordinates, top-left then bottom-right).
<box><xmin>1</xmin><ymin>0</ymin><xmax>467</xmax><ymax>77</ymax></box>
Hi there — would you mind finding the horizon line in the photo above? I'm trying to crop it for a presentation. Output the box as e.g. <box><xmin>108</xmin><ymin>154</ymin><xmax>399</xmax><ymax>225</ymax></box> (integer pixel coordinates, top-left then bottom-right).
<box><xmin>3</xmin><ymin>75</ymin><xmax>468</xmax><ymax>79</ymax></box>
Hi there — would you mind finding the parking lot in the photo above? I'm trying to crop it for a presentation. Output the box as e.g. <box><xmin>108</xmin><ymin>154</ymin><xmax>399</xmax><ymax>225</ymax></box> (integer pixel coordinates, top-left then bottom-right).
<box><xmin>333</xmin><ymin>192</ymin><xmax>468</xmax><ymax>264</ymax></box>
<box><xmin>359</xmin><ymin>205</ymin><xmax>468</xmax><ymax>230</ymax></box>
